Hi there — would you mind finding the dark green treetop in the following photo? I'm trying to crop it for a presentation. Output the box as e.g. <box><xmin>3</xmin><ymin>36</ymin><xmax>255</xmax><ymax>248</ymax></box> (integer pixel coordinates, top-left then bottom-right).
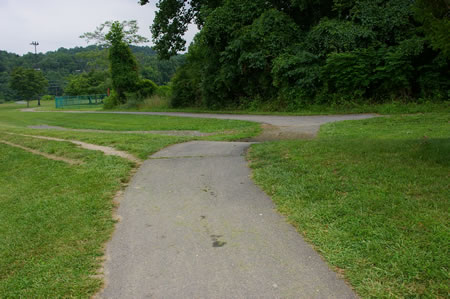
<box><xmin>9</xmin><ymin>67</ymin><xmax>48</xmax><ymax>107</ymax></box>
<box><xmin>81</xmin><ymin>21</ymin><xmax>148</xmax><ymax>103</ymax></box>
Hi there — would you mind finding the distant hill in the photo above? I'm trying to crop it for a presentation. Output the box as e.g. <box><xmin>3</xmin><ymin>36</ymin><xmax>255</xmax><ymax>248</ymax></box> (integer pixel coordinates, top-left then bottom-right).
<box><xmin>0</xmin><ymin>45</ymin><xmax>185</xmax><ymax>101</ymax></box>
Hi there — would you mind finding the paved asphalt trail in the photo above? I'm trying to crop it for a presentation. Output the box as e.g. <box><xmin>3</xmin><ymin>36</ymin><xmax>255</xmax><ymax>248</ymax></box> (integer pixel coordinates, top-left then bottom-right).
<box><xmin>35</xmin><ymin>110</ymin><xmax>376</xmax><ymax>140</ymax></box>
<box><xmin>96</xmin><ymin>113</ymin><xmax>377</xmax><ymax>298</ymax></box>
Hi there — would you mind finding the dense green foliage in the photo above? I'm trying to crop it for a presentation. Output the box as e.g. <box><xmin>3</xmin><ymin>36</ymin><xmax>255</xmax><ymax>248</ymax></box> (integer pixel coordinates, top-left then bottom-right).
<box><xmin>140</xmin><ymin>0</ymin><xmax>221</xmax><ymax>59</ymax></box>
<box><xmin>80</xmin><ymin>21</ymin><xmax>148</xmax><ymax>104</ymax></box>
<box><xmin>145</xmin><ymin>0</ymin><xmax>449</xmax><ymax>109</ymax></box>
<box><xmin>79</xmin><ymin>20</ymin><xmax>185</xmax><ymax>107</ymax></box>
<box><xmin>64</xmin><ymin>70</ymin><xmax>111</xmax><ymax>96</ymax></box>
<box><xmin>9</xmin><ymin>67</ymin><xmax>48</xmax><ymax>107</ymax></box>
<box><xmin>0</xmin><ymin>46</ymin><xmax>184</xmax><ymax>101</ymax></box>
<box><xmin>105</xmin><ymin>22</ymin><xmax>142</xmax><ymax>103</ymax></box>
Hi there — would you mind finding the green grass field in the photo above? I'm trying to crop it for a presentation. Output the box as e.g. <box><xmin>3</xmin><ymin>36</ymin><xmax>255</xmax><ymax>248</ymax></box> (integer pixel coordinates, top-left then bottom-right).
<box><xmin>3</xmin><ymin>103</ymin><xmax>259</xmax><ymax>133</ymax></box>
<box><xmin>0</xmin><ymin>103</ymin><xmax>259</xmax><ymax>297</ymax></box>
<box><xmin>248</xmin><ymin>113</ymin><xmax>449</xmax><ymax>298</ymax></box>
<box><xmin>0</xmin><ymin>139</ymin><xmax>132</xmax><ymax>297</ymax></box>
<box><xmin>2</xmin><ymin>101</ymin><xmax>449</xmax><ymax>297</ymax></box>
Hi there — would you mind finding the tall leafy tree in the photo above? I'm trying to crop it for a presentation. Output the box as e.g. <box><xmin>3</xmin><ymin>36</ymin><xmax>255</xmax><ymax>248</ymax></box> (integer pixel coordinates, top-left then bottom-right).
<box><xmin>0</xmin><ymin>46</ymin><xmax>184</xmax><ymax>101</ymax></box>
<box><xmin>64</xmin><ymin>70</ymin><xmax>111</xmax><ymax>96</ymax></box>
<box><xmin>9</xmin><ymin>67</ymin><xmax>48</xmax><ymax>107</ymax></box>
<box><xmin>81</xmin><ymin>20</ymin><xmax>148</xmax><ymax>103</ymax></box>
<box><xmin>414</xmin><ymin>0</ymin><xmax>450</xmax><ymax>58</ymax></box>
<box><xmin>139</xmin><ymin>0</ymin><xmax>223</xmax><ymax>59</ymax></box>
<box><xmin>144</xmin><ymin>0</ymin><xmax>449</xmax><ymax>109</ymax></box>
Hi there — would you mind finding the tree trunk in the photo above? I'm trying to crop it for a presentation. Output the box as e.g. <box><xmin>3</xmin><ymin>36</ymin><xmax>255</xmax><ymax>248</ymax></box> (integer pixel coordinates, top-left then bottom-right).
<box><xmin>27</xmin><ymin>100</ymin><xmax>29</xmax><ymax>108</ymax></box>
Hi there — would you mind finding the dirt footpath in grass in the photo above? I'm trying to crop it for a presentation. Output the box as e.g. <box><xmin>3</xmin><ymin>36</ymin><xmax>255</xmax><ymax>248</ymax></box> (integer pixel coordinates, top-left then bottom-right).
<box><xmin>0</xmin><ymin>140</ymin><xmax>82</xmax><ymax>165</ymax></box>
<box><xmin>28</xmin><ymin>125</ymin><xmax>214</xmax><ymax>137</ymax></box>
<box><xmin>6</xmin><ymin>133</ymin><xmax>141</xmax><ymax>163</ymax></box>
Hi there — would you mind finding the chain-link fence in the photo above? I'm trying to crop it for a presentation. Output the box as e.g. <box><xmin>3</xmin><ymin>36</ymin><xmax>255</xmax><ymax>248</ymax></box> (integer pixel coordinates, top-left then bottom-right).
<box><xmin>55</xmin><ymin>94</ymin><xmax>107</xmax><ymax>108</ymax></box>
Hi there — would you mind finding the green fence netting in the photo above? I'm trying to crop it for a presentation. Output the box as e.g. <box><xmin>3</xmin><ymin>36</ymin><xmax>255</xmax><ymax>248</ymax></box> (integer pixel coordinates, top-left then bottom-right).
<box><xmin>55</xmin><ymin>94</ymin><xmax>107</xmax><ymax>108</ymax></box>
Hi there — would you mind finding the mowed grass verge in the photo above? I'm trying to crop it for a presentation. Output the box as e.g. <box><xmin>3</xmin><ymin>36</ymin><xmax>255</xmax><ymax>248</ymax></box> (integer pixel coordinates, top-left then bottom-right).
<box><xmin>0</xmin><ymin>139</ymin><xmax>133</xmax><ymax>297</ymax></box>
<box><xmin>0</xmin><ymin>103</ymin><xmax>260</xmax><ymax>297</ymax></box>
<box><xmin>248</xmin><ymin>113</ymin><xmax>449</xmax><ymax>298</ymax></box>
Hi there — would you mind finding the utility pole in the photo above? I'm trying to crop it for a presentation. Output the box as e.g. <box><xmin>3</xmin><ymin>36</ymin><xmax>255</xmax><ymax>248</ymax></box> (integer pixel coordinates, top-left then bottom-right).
<box><xmin>30</xmin><ymin>41</ymin><xmax>39</xmax><ymax>55</ymax></box>
<box><xmin>30</xmin><ymin>41</ymin><xmax>40</xmax><ymax>70</ymax></box>
<box><xmin>30</xmin><ymin>41</ymin><xmax>42</xmax><ymax>106</ymax></box>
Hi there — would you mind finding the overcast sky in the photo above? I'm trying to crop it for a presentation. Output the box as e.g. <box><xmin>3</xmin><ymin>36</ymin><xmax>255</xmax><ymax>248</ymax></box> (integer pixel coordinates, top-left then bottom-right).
<box><xmin>0</xmin><ymin>0</ymin><xmax>198</xmax><ymax>55</ymax></box>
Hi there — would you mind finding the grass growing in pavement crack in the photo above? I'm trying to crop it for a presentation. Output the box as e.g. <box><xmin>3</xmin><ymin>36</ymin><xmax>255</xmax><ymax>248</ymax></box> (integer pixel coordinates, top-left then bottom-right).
<box><xmin>248</xmin><ymin>113</ymin><xmax>449</xmax><ymax>298</ymax></box>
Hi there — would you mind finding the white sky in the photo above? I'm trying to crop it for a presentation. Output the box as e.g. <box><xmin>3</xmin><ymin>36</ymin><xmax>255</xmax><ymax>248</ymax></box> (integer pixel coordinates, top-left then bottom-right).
<box><xmin>0</xmin><ymin>0</ymin><xmax>198</xmax><ymax>55</ymax></box>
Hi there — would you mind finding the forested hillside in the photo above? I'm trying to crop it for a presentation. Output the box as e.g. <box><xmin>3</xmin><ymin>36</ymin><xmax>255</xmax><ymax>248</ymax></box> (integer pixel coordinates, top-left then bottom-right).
<box><xmin>0</xmin><ymin>45</ymin><xmax>185</xmax><ymax>101</ymax></box>
<box><xmin>142</xmin><ymin>0</ymin><xmax>449</xmax><ymax>110</ymax></box>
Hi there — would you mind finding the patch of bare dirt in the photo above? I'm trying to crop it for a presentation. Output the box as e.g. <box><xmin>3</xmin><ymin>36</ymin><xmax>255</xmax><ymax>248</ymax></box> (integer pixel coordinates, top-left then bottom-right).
<box><xmin>9</xmin><ymin>133</ymin><xmax>141</xmax><ymax>164</ymax></box>
<box><xmin>28</xmin><ymin>125</ymin><xmax>214</xmax><ymax>137</ymax></box>
<box><xmin>92</xmin><ymin>163</ymin><xmax>141</xmax><ymax>298</ymax></box>
<box><xmin>241</xmin><ymin>124</ymin><xmax>317</xmax><ymax>142</ymax></box>
<box><xmin>0</xmin><ymin>140</ymin><xmax>82</xmax><ymax>165</ymax></box>
<box><xmin>20</xmin><ymin>108</ymin><xmax>38</xmax><ymax>112</ymax></box>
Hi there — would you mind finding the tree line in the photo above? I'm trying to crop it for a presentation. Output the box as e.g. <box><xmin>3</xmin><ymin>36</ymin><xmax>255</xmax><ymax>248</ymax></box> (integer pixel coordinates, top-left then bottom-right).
<box><xmin>0</xmin><ymin>43</ymin><xmax>185</xmax><ymax>102</ymax></box>
<box><xmin>141</xmin><ymin>0</ymin><xmax>449</xmax><ymax>110</ymax></box>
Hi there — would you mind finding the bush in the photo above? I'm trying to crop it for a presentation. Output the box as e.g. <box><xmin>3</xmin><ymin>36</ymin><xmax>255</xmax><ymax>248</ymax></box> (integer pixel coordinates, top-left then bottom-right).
<box><xmin>155</xmin><ymin>85</ymin><xmax>172</xmax><ymax>98</ymax></box>
<box><xmin>135</xmin><ymin>79</ymin><xmax>157</xmax><ymax>99</ymax></box>
<box><xmin>41</xmin><ymin>95</ymin><xmax>55</xmax><ymax>101</ymax></box>
<box><xmin>103</xmin><ymin>90</ymin><xmax>120</xmax><ymax>109</ymax></box>
<box><xmin>272</xmin><ymin>50</ymin><xmax>321</xmax><ymax>107</ymax></box>
<box><xmin>171</xmin><ymin>64</ymin><xmax>202</xmax><ymax>108</ymax></box>
<box><xmin>322</xmin><ymin>51</ymin><xmax>374</xmax><ymax>99</ymax></box>
<box><xmin>138</xmin><ymin>95</ymin><xmax>171</xmax><ymax>110</ymax></box>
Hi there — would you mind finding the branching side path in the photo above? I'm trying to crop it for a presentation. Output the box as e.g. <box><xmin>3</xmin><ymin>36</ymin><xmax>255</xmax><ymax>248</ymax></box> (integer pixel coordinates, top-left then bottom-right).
<box><xmin>26</xmin><ymin>111</ymin><xmax>377</xmax><ymax>298</ymax></box>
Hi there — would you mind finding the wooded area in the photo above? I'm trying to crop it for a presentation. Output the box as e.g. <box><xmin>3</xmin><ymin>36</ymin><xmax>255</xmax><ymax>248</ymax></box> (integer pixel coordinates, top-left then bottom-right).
<box><xmin>142</xmin><ymin>0</ymin><xmax>449</xmax><ymax>110</ymax></box>
<box><xmin>0</xmin><ymin>45</ymin><xmax>184</xmax><ymax>102</ymax></box>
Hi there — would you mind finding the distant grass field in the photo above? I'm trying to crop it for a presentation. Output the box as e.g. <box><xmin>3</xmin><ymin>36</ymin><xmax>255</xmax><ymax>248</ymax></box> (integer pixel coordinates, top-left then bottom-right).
<box><xmin>248</xmin><ymin>113</ymin><xmax>449</xmax><ymax>298</ymax></box>
<box><xmin>2</xmin><ymin>103</ymin><xmax>260</xmax><ymax>134</ymax></box>
<box><xmin>4</xmin><ymin>100</ymin><xmax>448</xmax><ymax>297</ymax></box>
<box><xmin>0</xmin><ymin>103</ymin><xmax>259</xmax><ymax>297</ymax></box>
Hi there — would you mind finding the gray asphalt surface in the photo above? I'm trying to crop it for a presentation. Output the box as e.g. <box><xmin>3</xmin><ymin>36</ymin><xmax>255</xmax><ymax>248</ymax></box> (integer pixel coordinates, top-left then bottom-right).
<box><xmin>74</xmin><ymin>111</ymin><xmax>376</xmax><ymax>128</ymax></box>
<box><xmin>99</xmin><ymin>141</ymin><xmax>359</xmax><ymax>298</ymax></box>
<box><xmin>33</xmin><ymin>110</ymin><xmax>377</xmax><ymax>140</ymax></box>
<box><xmin>41</xmin><ymin>111</ymin><xmax>376</xmax><ymax>139</ymax></box>
<box><xmin>95</xmin><ymin>113</ymin><xmax>379</xmax><ymax>298</ymax></box>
